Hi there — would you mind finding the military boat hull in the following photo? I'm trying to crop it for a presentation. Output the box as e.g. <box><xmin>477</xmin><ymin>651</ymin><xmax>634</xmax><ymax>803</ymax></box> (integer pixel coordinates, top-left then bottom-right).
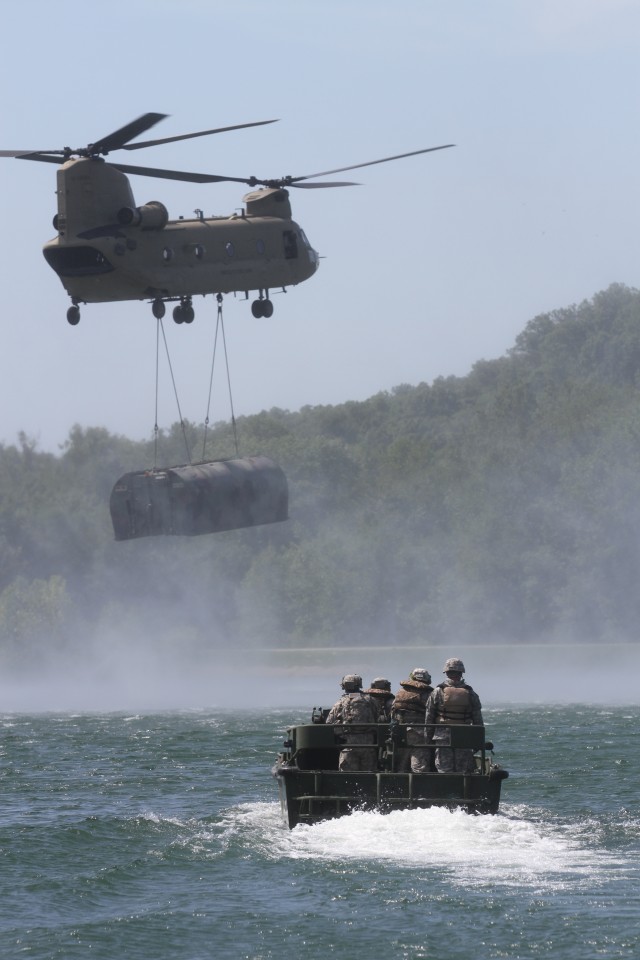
<box><xmin>273</xmin><ymin>720</ymin><xmax>508</xmax><ymax>829</ymax></box>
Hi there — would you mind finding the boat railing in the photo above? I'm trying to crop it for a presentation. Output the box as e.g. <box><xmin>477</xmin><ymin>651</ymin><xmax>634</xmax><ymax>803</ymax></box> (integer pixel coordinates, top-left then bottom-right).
<box><xmin>280</xmin><ymin>721</ymin><xmax>492</xmax><ymax>773</ymax></box>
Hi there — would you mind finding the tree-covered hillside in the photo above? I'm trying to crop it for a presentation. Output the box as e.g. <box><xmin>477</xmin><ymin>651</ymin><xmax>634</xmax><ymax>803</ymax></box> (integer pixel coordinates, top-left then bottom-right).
<box><xmin>2</xmin><ymin>283</ymin><xmax>640</xmax><ymax>671</ymax></box>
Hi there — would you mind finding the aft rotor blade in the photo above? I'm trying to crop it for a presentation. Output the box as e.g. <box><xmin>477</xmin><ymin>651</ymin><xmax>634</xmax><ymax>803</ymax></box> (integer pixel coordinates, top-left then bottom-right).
<box><xmin>123</xmin><ymin>118</ymin><xmax>279</xmax><ymax>151</ymax></box>
<box><xmin>90</xmin><ymin>113</ymin><xmax>168</xmax><ymax>155</ymax></box>
<box><xmin>291</xmin><ymin>144</ymin><xmax>455</xmax><ymax>183</ymax></box>
<box><xmin>10</xmin><ymin>153</ymin><xmax>66</xmax><ymax>164</ymax></box>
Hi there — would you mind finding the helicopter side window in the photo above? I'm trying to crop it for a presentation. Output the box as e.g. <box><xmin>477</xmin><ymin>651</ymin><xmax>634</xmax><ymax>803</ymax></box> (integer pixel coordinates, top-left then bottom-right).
<box><xmin>194</xmin><ymin>244</ymin><xmax>205</xmax><ymax>260</ymax></box>
<box><xmin>225</xmin><ymin>241</ymin><xmax>235</xmax><ymax>257</ymax></box>
<box><xmin>256</xmin><ymin>239</ymin><xmax>266</xmax><ymax>255</ymax></box>
<box><xmin>163</xmin><ymin>247</ymin><xmax>174</xmax><ymax>262</ymax></box>
<box><xmin>283</xmin><ymin>230</ymin><xmax>298</xmax><ymax>260</ymax></box>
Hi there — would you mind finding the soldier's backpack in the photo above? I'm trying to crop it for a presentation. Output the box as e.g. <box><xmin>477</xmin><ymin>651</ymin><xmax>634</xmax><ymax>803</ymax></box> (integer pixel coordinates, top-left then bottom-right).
<box><xmin>343</xmin><ymin>692</ymin><xmax>376</xmax><ymax>724</ymax></box>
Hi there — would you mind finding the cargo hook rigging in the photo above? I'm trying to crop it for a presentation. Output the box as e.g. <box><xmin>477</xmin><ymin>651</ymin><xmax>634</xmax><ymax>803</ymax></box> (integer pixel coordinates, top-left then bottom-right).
<box><xmin>153</xmin><ymin>316</ymin><xmax>192</xmax><ymax>469</ymax></box>
<box><xmin>153</xmin><ymin>295</ymin><xmax>239</xmax><ymax>470</ymax></box>
<box><xmin>201</xmin><ymin>294</ymin><xmax>239</xmax><ymax>461</ymax></box>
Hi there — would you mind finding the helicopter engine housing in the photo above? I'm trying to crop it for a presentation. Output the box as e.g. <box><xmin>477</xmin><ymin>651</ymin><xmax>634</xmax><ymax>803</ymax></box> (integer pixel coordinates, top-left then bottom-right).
<box><xmin>117</xmin><ymin>201</ymin><xmax>169</xmax><ymax>230</ymax></box>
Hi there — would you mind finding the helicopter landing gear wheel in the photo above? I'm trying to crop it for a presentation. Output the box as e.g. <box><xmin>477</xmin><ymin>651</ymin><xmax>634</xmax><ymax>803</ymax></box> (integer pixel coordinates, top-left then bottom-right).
<box><xmin>152</xmin><ymin>299</ymin><xmax>166</xmax><ymax>319</ymax></box>
<box><xmin>251</xmin><ymin>298</ymin><xmax>273</xmax><ymax>318</ymax></box>
<box><xmin>67</xmin><ymin>305</ymin><xmax>80</xmax><ymax>325</ymax></box>
<box><xmin>173</xmin><ymin>298</ymin><xmax>194</xmax><ymax>325</ymax></box>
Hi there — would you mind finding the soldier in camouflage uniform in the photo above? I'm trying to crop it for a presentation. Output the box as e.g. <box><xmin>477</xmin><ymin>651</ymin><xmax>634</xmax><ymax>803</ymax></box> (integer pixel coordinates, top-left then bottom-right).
<box><xmin>426</xmin><ymin>658</ymin><xmax>484</xmax><ymax>774</ymax></box>
<box><xmin>326</xmin><ymin>674</ymin><xmax>378</xmax><ymax>771</ymax></box>
<box><xmin>363</xmin><ymin>677</ymin><xmax>395</xmax><ymax>722</ymax></box>
<box><xmin>391</xmin><ymin>668</ymin><xmax>433</xmax><ymax>773</ymax></box>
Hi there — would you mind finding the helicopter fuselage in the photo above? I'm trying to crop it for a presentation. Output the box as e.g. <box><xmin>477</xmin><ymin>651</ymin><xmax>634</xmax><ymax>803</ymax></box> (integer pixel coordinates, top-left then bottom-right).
<box><xmin>42</xmin><ymin>157</ymin><xmax>319</xmax><ymax>312</ymax></box>
<box><xmin>5</xmin><ymin>115</ymin><xmax>451</xmax><ymax>325</ymax></box>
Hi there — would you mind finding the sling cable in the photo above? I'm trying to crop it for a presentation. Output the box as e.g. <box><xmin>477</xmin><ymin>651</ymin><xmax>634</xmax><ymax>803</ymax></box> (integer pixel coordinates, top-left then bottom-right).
<box><xmin>109</xmin><ymin>295</ymin><xmax>289</xmax><ymax>541</ymax></box>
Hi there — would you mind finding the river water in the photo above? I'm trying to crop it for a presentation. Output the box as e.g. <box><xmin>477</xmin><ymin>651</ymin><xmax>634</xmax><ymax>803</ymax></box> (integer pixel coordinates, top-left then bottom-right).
<box><xmin>1</xmin><ymin>705</ymin><xmax>639</xmax><ymax>959</ymax></box>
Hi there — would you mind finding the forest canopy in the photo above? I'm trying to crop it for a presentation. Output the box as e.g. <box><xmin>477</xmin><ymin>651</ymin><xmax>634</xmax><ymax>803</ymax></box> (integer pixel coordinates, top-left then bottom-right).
<box><xmin>2</xmin><ymin>283</ymin><xmax>640</xmax><ymax>672</ymax></box>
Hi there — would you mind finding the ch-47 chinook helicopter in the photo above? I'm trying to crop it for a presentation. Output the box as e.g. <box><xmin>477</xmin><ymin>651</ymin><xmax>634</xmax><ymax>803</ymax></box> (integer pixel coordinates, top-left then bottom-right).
<box><xmin>1</xmin><ymin>114</ymin><xmax>453</xmax><ymax>325</ymax></box>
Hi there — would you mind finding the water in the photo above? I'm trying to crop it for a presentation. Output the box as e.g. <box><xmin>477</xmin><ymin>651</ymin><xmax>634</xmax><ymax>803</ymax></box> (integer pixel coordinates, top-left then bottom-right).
<box><xmin>1</xmin><ymin>706</ymin><xmax>639</xmax><ymax>959</ymax></box>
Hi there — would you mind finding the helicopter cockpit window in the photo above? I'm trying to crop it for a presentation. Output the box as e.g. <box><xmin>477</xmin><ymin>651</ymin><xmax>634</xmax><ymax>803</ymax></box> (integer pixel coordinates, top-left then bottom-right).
<box><xmin>283</xmin><ymin>230</ymin><xmax>298</xmax><ymax>259</ymax></box>
<box><xmin>163</xmin><ymin>247</ymin><xmax>174</xmax><ymax>262</ymax></box>
<box><xmin>298</xmin><ymin>229</ymin><xmax>311</xmax><ymax>249</ymax></box>
<box><xmin>225</xmin><ymin>241</ymin><xmax>235</xmax><ymax>257</ymax></box>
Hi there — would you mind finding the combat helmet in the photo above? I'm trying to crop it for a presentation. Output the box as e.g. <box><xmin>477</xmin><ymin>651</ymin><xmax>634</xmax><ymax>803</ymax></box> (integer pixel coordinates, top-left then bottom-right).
<box><xmin>443</xmin><ymin>658</ymin><xmax>465</xmax><ymax>673</ymax></box>
<box><xmin>370</xmin><ymin>677</ymin><xmax>391</xmax><ymax>691</ymax></box>
<box><xmin>341</xmin><ymin>674</ymin><xmax>363</xmax><ymax>692</ymax></box>
<box><xmin>410</xmin><ymin>667</ymin><xmax>432</xmax><ymax>684</ymax></box>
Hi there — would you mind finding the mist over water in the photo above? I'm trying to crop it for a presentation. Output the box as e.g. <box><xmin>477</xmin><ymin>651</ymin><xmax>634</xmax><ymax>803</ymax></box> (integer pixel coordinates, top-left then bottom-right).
<box><xmin>1</xmin><ymin>634</ymin><xmax>638</xmax><ymax>712</ymax></box>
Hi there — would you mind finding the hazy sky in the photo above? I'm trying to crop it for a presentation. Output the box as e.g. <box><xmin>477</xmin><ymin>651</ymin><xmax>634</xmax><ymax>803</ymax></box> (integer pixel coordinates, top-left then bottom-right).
<box><xmin>1</xmin><ymin>0</ymin><xmax>638</xmax><ymax>453</ymax></box>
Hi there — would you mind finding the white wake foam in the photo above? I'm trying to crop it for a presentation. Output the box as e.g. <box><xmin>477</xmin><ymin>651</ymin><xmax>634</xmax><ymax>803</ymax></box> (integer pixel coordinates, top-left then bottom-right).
<box><xmin>224</xmin><ymin>801</ymin><xmax>620</xmax><ymax>891</ymax></box>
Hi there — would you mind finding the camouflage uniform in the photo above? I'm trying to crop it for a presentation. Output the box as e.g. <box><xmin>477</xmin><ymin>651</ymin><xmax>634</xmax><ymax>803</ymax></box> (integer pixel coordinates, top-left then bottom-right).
<box><xmin>363</xmin><ymin>678</ymin><xmax>395</xmax><ymax>722</ymax></box>
<box><xmin>426</xmin><ymin>659</ymin><xmax>483</xmax><ymax>774</ymax></box>
<box><xmin>326</xmin><ymin>678</ymin><xmax>378</xmax><ymax>771</ymax></box>
<box><xmin>390</xmin><ymin>669</ymin><xmax>433</xmax><ymax>773</ymax></box>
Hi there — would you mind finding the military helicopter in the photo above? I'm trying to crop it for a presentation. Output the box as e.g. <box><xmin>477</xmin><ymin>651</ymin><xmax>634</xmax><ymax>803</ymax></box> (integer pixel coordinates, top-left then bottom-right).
<box><xmin>1</xmin><ymin>114</ymin><xmax>453</xmax><ymax>325</ymax></box>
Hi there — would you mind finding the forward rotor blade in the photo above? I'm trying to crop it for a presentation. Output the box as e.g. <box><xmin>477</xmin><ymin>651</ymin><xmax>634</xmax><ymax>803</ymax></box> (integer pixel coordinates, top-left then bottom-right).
<box><xmin>123</xmin><ymin>118</ymin><xmax>279</xmax><ymax>151</ymax></box>
<box><xmin>112</xmin><ymin>162</ymin><xmax>248</xmax><ymax>184</ymax></box>
<box><xmin>0</xmin><ymin>150</ymin><xmax>65</xmax><ymax>158</ymax></box>
<box><xmin>290</xmin><ymin>143</ymin><xmax>455</xmax><ymax>183</ymax></box>
<box><xmin>289</xmin><ymin>180</ymin><xmax>359</xmax><ymax>188</ymax></box>
<box><xmin>90</xmin><ymin>113</ymin><xmax>168</xmax><ymax>155</ymax></box>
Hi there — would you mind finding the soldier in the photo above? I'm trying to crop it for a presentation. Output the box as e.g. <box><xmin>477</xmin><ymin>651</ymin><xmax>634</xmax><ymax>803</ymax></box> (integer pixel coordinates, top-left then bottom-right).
<box><xmin>390</xmin><ymin>668</ymin><xmax>433</xmax><ymax>772</ymax></box>
<box><xmin>363</xmin><ymin>677</ymin><xmax>395</xmax><ymax>722</ymax></box>
<box><xmin>326</xmin><ymin>674</ymin><xmax>378</xmax><ymax>771</ymax></box>
<box><xmin>426</xmin><ymin>657</ymin><xmax>484</xmax><ymax>774</ymax></box>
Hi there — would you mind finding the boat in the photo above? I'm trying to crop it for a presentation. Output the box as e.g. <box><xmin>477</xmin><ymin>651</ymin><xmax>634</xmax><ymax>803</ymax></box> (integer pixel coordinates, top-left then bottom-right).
<box><xmin>273</xmin><ymin>710</ymin><xmax>509</xmax><ymax>829</ymax></box>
